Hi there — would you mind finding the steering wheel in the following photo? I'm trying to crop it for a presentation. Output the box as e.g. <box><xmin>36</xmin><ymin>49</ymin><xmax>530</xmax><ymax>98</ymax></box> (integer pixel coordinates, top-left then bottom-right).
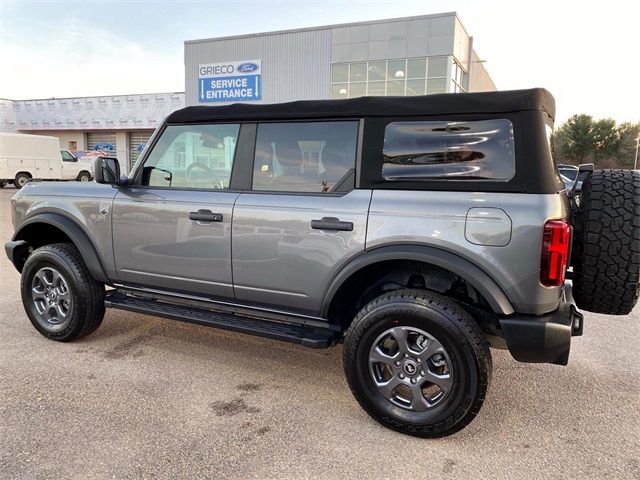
<box><xmin>186</xmin><ymin>162</ymin><xmax>215</xmax><ymax>187</ymax></box>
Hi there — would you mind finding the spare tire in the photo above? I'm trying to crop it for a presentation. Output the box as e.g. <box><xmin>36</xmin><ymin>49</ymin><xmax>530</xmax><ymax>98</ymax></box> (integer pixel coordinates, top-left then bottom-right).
<box><xmin>572</xmin><ymin>169</ymin><xmax>640</xmax><ymax>315</ymax></box>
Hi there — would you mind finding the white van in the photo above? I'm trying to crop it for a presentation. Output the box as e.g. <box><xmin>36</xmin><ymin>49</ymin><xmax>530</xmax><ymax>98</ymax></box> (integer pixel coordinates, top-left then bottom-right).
<box><xmin>0</xmin><ymin>132</ymin><xmax>94</xmax><ymax>188</ymax></box>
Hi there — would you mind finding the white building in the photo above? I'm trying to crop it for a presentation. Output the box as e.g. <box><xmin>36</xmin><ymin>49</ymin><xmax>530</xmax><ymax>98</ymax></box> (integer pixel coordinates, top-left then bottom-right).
<box><xmin>1</xmin><ymin>13</ymin><xmax>494</xmax><ymax>173</ymax></box>
<box><xmin>185</xmin><ymin>12</ymin><xmax>495</xmax><ymax>106</ymax></box>
<box><xmin>0</xmin><ymin>93</ymin><xmax>184</xmax><ymax>172</ymax></box>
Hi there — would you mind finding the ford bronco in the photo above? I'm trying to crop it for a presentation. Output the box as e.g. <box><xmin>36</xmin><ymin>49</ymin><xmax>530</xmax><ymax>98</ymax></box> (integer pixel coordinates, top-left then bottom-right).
<box><xmin>5</xmin><ymin>89</ymin><xmax>639</xmax><ymax>437</ymax></box>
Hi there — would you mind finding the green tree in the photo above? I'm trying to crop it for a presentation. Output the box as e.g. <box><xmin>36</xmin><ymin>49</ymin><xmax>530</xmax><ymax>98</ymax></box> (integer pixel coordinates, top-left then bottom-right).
<box><xmin>592</xmin><ymin>118</ymin><xmax>621</xmax><ymax>161</ymax></box>
<box><xmin>617</xmin><ymin>122</ymin><xmax>640</xmax><ymax>169</ymax></box>
<box><xmin>558</xmin><ymin>114</ymin><xmax>596</xmax><ymax>164</ymax></box>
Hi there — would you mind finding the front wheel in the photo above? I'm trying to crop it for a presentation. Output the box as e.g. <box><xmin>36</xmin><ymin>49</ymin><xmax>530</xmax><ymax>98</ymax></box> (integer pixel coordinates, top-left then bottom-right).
<box><xmin>20</xmin><ymin>243</ymin><xmax>105</xmax><ymax>341</ymax></box>
<box><xmin>343</xmin><ymin>289</ymin><xmax>492</xmax><ymax>438</ymax></box>
<box><xmin>77</xmin><ymin>171</ymin><xmax>92</xmax><ymax>182</ymax></box>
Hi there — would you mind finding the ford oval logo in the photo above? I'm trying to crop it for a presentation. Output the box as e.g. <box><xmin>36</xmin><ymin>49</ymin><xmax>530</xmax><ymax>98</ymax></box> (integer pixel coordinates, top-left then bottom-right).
<box><xmin>238</xmin><ymin>62</ymin><xmax>258</xmax><ymax>73</ymax></box>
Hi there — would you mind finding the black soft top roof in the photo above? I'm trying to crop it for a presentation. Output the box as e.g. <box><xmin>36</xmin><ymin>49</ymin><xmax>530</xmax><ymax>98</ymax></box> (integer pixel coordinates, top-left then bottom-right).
<box><xmin>167</xmin><ymin>88</ymin><xmax>555</xmax><ymax>123</ymax></box>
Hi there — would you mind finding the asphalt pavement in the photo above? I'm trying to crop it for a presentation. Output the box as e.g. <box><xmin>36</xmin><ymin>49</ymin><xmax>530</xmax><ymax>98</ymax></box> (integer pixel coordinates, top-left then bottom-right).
<box><xmin>0</xmin><ymin>186</ymin><xmax>638</xmax><ymax>479</ymax></box>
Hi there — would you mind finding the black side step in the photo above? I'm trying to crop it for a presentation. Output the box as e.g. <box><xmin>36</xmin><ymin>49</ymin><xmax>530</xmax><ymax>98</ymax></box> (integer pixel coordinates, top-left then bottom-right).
<box><xmin>104</xmin><ymin>291</ymin><xmax>337</xmax><ymax>348</ymax></box>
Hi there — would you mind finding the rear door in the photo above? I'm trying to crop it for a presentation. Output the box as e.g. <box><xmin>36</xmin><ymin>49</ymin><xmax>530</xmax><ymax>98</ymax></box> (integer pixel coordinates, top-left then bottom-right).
<box><xmin>112</xmin><ymin>123</ymin><xmax>242</xmax><ymax>299</ymax></box>
<box><xmin>232</xmin><ymin>120</ymin><xmax>371</xmax><ymax>315</ymax></box>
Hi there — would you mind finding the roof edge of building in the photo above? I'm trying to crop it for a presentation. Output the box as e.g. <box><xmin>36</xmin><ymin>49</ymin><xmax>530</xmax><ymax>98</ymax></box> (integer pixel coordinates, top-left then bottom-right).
<box><xmin>9</xmin><ymin>91</ymin><xmax>185</xmax><ymax>103</ymax></box>
<box><xmin>184</xmin><ymin>11</ymin><xmax>458</xmax><ymax>45</ymax></box>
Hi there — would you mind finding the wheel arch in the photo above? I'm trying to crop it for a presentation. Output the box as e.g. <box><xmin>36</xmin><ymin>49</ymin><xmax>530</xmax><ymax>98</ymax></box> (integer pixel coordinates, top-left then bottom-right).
<box><xmin>322</xmin><ymin>244</ymin><xmax>515</xmax><ymax>323</ymax></box>
<box><xmin>12</xmin><ymin>213</ymin><xmax>109</xmax><ymax>283</ymax></box>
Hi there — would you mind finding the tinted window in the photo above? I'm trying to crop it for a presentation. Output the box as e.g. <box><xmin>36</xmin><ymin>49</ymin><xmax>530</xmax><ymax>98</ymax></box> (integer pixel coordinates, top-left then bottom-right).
<box><xmin>141</xmin><ymin>124</ymin><xmax>239</xmax><ymax>189</ymax></box>
<box><xmin>252</xmin><ymin>121</ymin><xmax>358</xmax><ymax>193</ymax></box>
<box><xmin>382</xmin><ymin>119</ymin><xmax>515</xmax><ymax>181</ymax></box>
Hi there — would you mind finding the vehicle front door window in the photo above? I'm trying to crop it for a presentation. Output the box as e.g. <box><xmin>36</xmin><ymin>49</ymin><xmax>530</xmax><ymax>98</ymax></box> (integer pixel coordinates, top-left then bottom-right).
<box><xmin>61</xmin><ymin>150</ymin><xmax>76</xmax><ymax>162</ymax></box>
<box><xmin>140</xmin><ymin>124</ymin><xmax>240</xmax><ymax>189</ymax></box>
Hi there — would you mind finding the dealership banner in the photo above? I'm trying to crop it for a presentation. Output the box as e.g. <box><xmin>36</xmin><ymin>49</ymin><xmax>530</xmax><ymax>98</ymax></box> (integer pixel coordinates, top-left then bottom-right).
<box><xmin>198</xmin><ymin>60</ymin><xmax>262</xmax><ymax>103</ymax></box>
<box><xmin>7</xmin><ymin>93</ymin><xmax>185</xmax><ymax>131</ymax></box>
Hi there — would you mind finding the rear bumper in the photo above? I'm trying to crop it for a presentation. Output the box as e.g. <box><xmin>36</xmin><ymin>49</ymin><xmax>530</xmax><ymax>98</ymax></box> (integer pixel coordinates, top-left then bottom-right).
<box><xmin>499</xmin><ymin>301</ymin><xmax>583</xmax><ymax>366</ymax></box>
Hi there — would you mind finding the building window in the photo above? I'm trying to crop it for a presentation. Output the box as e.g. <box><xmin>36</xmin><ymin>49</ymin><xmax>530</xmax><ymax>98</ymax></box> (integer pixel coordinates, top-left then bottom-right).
<box><xmin>450</xmin><ymin>59</ymin><xmax>468</xmax><ymax>93</ymax></box>
<box><xmin>330</xmin><ymin>56</ymin><xmax>454</xmax><ymax>99</ymax></box>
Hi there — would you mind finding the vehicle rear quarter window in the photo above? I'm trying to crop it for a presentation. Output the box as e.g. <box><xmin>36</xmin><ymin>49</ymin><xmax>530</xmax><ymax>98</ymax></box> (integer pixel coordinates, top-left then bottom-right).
<box><xmin>140</xmin><ymin>124</ymin><xmax>239</xmax><ymax>189</ymax></box>
<box><xmin>382</xmin><ymin>119</ymin><xmax>515</xmax><ymax>181</ymax></box>
<box><xmin>252</xmin><ymin>121</ymin><xmax>358</xmax><ymax>193</ymax></box>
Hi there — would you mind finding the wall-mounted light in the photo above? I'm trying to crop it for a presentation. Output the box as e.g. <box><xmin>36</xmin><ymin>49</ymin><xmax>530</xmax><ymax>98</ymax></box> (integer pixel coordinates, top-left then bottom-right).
<box><xmin>339</xmin><ymin>88</ymin><xmax>347</xmax><ymax>95</ymax></box>
<box><xmin>395</xmin><ymin>70</ymin><xmax>405</xmax><ymax>78</ymax></box>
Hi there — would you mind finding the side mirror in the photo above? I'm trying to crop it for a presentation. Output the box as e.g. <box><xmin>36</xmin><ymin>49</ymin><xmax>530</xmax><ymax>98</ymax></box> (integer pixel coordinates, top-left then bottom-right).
<box><xmin>572</xmin><ymin>163</ymin><xmax>595</xmax><ymax>193</ymax></box>
<box><xmin>94</xmin><ymin>157</ymin><xmax>121</xmax><ymax>185</ymax></box>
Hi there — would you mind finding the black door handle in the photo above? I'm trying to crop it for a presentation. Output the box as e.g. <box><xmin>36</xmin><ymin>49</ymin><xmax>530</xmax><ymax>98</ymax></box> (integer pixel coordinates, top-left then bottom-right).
<box><xmin>311</xmin><ymin>217</ymin><xmax>353</xmax><ymax>231</ymax></box>
<box><xmin>189</xmin><ymin>209</ymin><xmax>223</xmax><ymax>222</ymax></box>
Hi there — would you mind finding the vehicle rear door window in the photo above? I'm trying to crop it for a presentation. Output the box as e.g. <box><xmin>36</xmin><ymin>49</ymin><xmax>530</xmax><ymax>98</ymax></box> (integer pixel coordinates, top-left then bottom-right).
<box><xmin>252</xmin><ymin>121</ymin><xmax>358</xmax><ymax>193</ymax></box>
<box><xmin>382</xmin><ymin>119</ymin><xmax>515</xmax><ymax>181</ymax></box>
<box><xmin>140</xmin><ymin>124</ymin><xmax>239</xmax><ymax>189</ymax></box>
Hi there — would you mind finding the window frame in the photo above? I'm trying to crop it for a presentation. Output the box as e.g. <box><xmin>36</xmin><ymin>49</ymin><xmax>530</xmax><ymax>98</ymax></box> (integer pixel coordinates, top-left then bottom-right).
<box><xmin>129</xmin><ymin>121</ymin><xmax>246</xmax><ymax>192</ymax></box>
<box><xmin>244</xmin><ymin>118</ymin><xmax>362</xmax><ymax>196</ymax></box>
<box><xmin>359</xmin><ymin>113</ymin><xmax>527</xmax><ymax>193</ymax></box>
<box><xmin>381</xmin><ymin>118</ymin><xmax>516</xmax><ymax>183</ymax></box>
<box><xmin>130</xmin><ymin>119</ymin><xmax>362</xmax><ymax>196</ymax></box>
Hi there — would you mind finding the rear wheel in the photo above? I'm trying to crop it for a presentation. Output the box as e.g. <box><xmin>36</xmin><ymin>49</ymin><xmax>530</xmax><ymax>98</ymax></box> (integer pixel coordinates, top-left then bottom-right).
<box><xmin>343</xmin><ymin>289</ymin><xmax>491</xmax><ymax>438</ymax></box>
<box><xmin>20</xmin><ymin>243</ymin><xmax>105</xmax><ymax>341</ymax></box>
<box><xmin>572</xmin><ymin>169</ymin><xmax>640</xmax><ymax>315</ymax></box>
<box><xmin>14</xmin><ymin>172</ymin><xmax>30</xmax><ymax>189</ymax></box>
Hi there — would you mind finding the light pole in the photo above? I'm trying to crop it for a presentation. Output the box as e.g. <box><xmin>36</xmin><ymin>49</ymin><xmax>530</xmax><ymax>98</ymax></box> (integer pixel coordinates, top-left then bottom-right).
<box><xmin>635</xmin><ymin>136</ymin><xmax>639</xmax><ymax>170</ymax></box>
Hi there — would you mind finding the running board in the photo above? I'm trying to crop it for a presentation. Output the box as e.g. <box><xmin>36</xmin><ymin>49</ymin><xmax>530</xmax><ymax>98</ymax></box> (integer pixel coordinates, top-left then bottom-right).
<box><xmin>104</xmin><ymin>291</ymin><xmax>338</xmax><ymax>348</ymax></box>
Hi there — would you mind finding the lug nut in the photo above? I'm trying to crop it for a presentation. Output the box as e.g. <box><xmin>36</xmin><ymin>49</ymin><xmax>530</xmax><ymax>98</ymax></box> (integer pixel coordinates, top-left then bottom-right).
<box><xmin>416</xmin><ymin>358</ymin><xmax>421</xmax><ymax>363</ymax></box>
<box><xmin>404</xmin><ymin>353</ymin><xmax>409</xmax><ymax>358</ymax></box>
<box><xmin>399</xmin><ymin>373</ymin><xmax>405</xmax><ymax>379</ymax></box>
<box><xmin>410</xmin><ymin>378</ymin><xmax>417</xmax><ymax>384</ymax></box>
<box><xmin>420</xmin><ymin>370</ymin><xmax>425</xmax><ymax>376</ymax></box>
<box><xmin>395</xmin><ymin>361</ymin><xmax>401</xmax><ymax>366</ymax></box>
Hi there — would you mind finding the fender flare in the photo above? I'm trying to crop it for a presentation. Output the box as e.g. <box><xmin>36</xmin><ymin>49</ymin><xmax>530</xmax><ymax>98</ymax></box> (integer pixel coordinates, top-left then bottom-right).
<box><xmin>12</xmin><ymin>212</ymin><xmax>109</xmax><ymax>283</ymax></box>
<box><xmin>321</xmin><ymin>244</ymin><xmax>515</xmax><ymax>316</ymax></box>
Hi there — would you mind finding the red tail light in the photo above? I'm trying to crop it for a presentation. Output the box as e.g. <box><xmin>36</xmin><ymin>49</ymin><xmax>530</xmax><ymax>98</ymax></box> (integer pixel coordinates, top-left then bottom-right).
<box><xmin>540</xmin><ymin>220</ymin><xmax>571</xmax><ymax>287</ymax></box>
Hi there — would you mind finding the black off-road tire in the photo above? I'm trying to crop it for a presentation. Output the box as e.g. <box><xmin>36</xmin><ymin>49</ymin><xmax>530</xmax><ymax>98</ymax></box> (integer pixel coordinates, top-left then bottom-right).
<box><xmin>343</xmin><ymin>289</ymin><xmax>491</xmax><ymax>438</ymax></box>
<box><xmin>14</xmin><ymin>172</ymin><xmax>31</xmax><ymax>189</ymax></box>
<box><xmin>20</xmin><ymin>243</ymin><xmax>105</xmax><ymax>341</ymax></box>
<box><xmin>572</xmin><ymin>169</ymin><xmax>640</xmax><ymax>315</ymax></box>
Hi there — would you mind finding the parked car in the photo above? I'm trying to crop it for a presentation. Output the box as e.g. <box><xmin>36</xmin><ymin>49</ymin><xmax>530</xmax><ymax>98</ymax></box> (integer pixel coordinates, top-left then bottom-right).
<box><xmin>557</xmin><ymin>163</ymin><xmax>579</xmax><ymax>189</ymax></box>
<box><xmin>0</xmin><ymin>132</ymin><xmax>93</xmax><ymax>188</ymax></box>
<box><xmin>5</xmin><ymin>89</ymin><xmax>639</xmax><ymax>437</ymax></box>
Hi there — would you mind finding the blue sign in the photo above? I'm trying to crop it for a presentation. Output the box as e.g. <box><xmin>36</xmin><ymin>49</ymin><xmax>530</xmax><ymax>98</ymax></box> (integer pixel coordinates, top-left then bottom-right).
<box><xmin>198</xmin><ymin>59</ymin><xmax>262</xmax><ymax>103</ymax></box>
<box><xmin>93</xmin><ymin>143</ymin><xmax>113</xmax><ymax>151</ymax></box>
<box><xmin>136</xmin><ymin>144</ymin><xmax>145</xmax><ymax>153</ymax></box>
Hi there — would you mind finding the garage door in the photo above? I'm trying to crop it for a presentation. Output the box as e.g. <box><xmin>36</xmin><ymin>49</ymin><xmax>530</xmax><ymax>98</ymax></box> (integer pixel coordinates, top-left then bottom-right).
<box><xmin>128</xmin><ymin>130</ymin><xmax>154</xmax><ymax>170</ymax></box>
<box><xmin>87</xmin><ymin>132</ymin><xmax>117</xmax><ymax>157</ymax></box>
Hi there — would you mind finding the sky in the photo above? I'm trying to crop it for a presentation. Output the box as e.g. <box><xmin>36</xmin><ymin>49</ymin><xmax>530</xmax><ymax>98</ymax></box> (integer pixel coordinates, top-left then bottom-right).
<box><xmin>0</xmin><ymin>0</ymin><xmax>638</xmax><ymax>125</ymax></box>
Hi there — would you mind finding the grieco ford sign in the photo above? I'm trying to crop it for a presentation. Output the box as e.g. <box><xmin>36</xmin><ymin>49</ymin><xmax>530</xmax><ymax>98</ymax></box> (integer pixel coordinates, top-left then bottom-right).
<box><xmin>198</xmin><ymin>60</ymin><xmax>262</xmax><ymax>103</ymax></box>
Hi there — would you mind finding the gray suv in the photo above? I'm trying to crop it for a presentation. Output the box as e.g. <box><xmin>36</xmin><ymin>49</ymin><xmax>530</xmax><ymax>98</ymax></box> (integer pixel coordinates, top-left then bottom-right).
<box><xmin>5</xmin><ymin>89</ymin><xmax>639</xmax><ymax>437</ymax></box>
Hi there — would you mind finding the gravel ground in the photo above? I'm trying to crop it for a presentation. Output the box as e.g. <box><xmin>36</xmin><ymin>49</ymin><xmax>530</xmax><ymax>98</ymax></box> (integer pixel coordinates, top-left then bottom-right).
<box><xmin>0</xmin><ymin>186</ymin><xmax>638</xmax><ymax>479</ymax></box>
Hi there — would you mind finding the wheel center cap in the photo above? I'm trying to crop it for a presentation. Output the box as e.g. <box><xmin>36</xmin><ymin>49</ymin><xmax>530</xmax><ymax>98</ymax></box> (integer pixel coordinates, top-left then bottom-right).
<box><xmin>403</xmin><ymin>360</ymin><xmax>417</xmax><ymax>375</ymax></box>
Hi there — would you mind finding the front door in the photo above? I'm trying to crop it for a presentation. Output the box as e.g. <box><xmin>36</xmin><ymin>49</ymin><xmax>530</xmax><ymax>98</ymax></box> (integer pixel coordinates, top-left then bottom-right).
<box><xmin>232</xmin><ymin>120</ymin><xmax>371</xmax><ymax>315</ymax></box>
<box><xmin>112</xmin><ymin>123</ymin><xmax>241</xmax><ymax>299</ymax></box>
